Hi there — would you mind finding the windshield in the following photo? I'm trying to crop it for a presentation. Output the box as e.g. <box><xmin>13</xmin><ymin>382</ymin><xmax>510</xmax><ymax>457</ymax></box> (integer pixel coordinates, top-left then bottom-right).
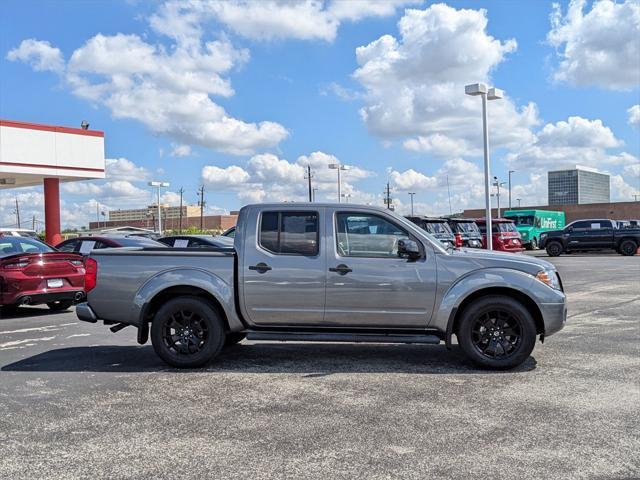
<box><xmin>497</xmin><ymin>222</ymin><xmax>518</xmax><ymax>233</ymax></box>
<box><xmin>115</xmin><ymin>237</ymin><xmax>166</xmax><ymax>247</ymax></box>
<box><xmin>423</xmin><ymin>221</ymin><xmax>453</xmax><ymax>235</ymax></box>
<box><xmin>477</xmin><ymin>222</ymin><xmax>518</xmax><ymax>234</ymax></box>
<box><xmin>455</xmin><ymin>221</ymin><xmax>480</xmax><ymax>234</ymax></box>
<box><xmin>512</xmin><ymin>215</ymin><xmax>534</xmax><ymax>226</ymax></box>
<box><xmin>0</xmin><ymin>237</ymin><xmax>54</xmax><ymax>257</ymax></box>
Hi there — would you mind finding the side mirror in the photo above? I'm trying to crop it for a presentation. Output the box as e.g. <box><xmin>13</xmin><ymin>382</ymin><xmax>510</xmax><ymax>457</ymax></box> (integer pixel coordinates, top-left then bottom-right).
<box><xmin>566</xmin><ymin>226</ymin><xmax>573</xmax><ymax>232</ymax></box>
<box><xmin>397</xmin><ymin>239</ymin><xmax>421</xmax><ymax>260</ymax></box>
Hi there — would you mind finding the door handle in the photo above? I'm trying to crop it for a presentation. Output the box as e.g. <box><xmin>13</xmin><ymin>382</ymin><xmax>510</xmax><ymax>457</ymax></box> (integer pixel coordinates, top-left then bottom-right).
<box><xmin>249</xmin><ymin>262</ymin><xmax>272</xmax><ymax>273</ymax></box>
<box><xmin>329</xmin><ymin>264</ymin><xmax>352</xmax><ymax>275</ymax></box>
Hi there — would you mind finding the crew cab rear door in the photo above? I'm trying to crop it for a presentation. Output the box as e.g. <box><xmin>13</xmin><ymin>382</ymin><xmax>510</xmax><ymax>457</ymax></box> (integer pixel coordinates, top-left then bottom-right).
<box><xmin>240</xmin><ymin>208</ymin><xmax>326</xmax><ymax>326</ymax></box>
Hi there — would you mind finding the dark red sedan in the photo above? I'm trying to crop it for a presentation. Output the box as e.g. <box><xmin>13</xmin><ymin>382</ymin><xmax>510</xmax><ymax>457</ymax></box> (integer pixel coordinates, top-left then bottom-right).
<box><xmin>0</xmin><ymin>235</ymin><xmax>85</xmax><ymax>312</ymax></box>
<box><xmin>55</xmin><ymin>235</ymin><xmax>165</xmax><ymax>254</ymax></box>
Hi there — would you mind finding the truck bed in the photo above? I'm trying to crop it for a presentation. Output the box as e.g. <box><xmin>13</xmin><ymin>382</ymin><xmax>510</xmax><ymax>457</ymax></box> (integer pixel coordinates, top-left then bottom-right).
<box><xmin>87</xmin><ymin>248</ymin><xmax>235</xmax><ymax>326</ymax></box>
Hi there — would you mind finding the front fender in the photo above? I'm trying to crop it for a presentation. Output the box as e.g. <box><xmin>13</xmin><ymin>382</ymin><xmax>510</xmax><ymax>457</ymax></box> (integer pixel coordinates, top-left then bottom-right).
<box><xmin>132</xmin><ymin>267</ymin><xmax>244</xmax><ymax>331</ymax></box>
<box><xmin>430</xmin><ymin>267</ymin><xmax>538</xmax><ymax>335</ymax></box>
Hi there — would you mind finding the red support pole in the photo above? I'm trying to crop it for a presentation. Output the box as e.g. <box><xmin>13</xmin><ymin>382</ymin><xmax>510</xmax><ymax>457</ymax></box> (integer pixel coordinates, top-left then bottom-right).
<box><xmin>43</xmin><ymin>178</ymin><xmax>62</xmax><ymax>245</ymax></box>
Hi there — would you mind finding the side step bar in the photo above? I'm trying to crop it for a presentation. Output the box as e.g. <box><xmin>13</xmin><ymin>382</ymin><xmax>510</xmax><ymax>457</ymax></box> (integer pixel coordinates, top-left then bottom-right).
<box><xmin>246</xmin><ymin>331</ymin><xmax>441</xmax><ymax>345</ymax></box>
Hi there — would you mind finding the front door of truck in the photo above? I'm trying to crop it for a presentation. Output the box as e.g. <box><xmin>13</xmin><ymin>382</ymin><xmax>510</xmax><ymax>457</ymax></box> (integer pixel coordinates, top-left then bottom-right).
<box><xmin>323</xmin><ymin>210</ymin><xmax>437</xmax><ymax>328</ymax></box>
<box><xmin>241</xmin><ymin>209</ymin><xmax>326</xmax><ymax>326</ymax></box>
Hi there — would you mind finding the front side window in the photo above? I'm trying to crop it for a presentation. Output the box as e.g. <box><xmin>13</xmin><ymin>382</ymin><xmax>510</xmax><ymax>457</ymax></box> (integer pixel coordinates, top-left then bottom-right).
<box><xmin>336</xmin><ymin>213</ymin><xmax>411</xmax><ymax>258</ymax></box>
<box><xmin>259</xmin><ymin>211</ymin><xmax>319</xmax><ymax>255</ymax></box>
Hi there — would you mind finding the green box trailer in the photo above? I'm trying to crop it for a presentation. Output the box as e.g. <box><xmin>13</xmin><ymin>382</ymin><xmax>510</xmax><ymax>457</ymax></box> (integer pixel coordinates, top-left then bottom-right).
<box><xmin>503</xmin><ymin>209</ymin><xmax>565</xmax><ymax>250</ymax></box>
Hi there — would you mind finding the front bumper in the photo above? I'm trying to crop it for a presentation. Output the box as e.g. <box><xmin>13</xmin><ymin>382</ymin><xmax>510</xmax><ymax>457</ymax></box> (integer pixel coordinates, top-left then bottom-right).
<box><xmin>540</xmin><ymin>300</ymin><xmax>567</xmax><ymax>337</ymax></box>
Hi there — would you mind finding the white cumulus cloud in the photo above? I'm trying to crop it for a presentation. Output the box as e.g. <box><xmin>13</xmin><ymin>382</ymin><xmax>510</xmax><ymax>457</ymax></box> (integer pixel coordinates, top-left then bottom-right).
<box><xmin>6</xmin><ymin>39</ymin><xmax>64</xmax><ymax>74</ymax></box>
<box><xmin>353</xmin><ymin>4</ymin><xmax>538</xmax><ymax>155</ymax></box>
<box><xmin>547</xmin><ymin>0</ymin><xmax>640</xmax><ymax>90</ymax></box>
<box><xmin>628</xmin><ymin>105</ymin><xmax>640</xmax><ymax>127</ymax></box>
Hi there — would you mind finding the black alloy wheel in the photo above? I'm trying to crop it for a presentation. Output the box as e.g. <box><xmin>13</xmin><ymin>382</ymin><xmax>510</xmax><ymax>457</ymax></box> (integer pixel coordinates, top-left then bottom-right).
<box><xmin>457</xmin><ymin>295</ymin><xmax>537</xmax><ymax>369</ymax></box>
<box><xmin>619</xmin><ymin>240</ymin><xmax>637</xmax><ymax>256</ymax></box>
<box><xmin>162</xmin><ymin>309</ymin><xmax>209</xmax><ymax>356</ymax></box>
<box><xmin>151</xmin><ymin>296</ymin><xmax>225</xmax><ymax>368</ymax></box>
<box><xmin>546</xmin><ymin>241</ymin><xmax>563</xmax><ymax>257</ymax></box>
<box><xmin>471</xmin><ymin>310</ymin><xmax>522</xmax><ymax>359</ymax></box>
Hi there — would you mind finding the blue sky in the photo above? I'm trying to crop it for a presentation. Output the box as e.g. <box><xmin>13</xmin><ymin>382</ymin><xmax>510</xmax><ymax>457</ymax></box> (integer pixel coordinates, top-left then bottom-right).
<box><xmin>1</xmin><ymin>0</ymin><xmax>639</xmax><ymax>228</ymax></box>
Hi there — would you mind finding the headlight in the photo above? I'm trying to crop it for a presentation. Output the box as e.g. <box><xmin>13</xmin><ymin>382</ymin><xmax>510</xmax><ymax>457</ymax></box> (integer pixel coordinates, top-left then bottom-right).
<box><xmin>535</xmin><ymin>269</ymin><xmax>561</xmax><ymax>290</ymax></box>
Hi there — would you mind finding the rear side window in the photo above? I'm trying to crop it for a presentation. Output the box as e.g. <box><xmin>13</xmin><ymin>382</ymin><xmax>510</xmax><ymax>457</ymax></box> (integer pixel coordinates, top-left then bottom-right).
<box><xmin>259</xmin><ymin>211</ymin><xmax>319</xmax><ymax>256</ymax></box>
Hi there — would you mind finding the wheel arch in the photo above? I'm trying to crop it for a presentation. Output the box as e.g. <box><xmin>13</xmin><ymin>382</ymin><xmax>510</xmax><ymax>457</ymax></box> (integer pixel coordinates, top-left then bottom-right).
<box><xmin>445</xmin><ymin>286</ymin><xmax>545</xmax><ymax>348</ymax></box>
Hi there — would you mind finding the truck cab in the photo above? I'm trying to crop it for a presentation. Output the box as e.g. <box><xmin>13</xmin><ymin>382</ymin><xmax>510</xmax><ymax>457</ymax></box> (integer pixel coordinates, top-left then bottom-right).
<box><xmin>503</xmin><ymin>210</ymin><xmax>565</xmax><ymax>250</ymax></box>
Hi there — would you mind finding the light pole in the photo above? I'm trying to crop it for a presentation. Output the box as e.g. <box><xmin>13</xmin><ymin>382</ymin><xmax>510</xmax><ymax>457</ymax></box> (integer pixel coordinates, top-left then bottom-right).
<box><xmin>408</xmin><ymin>192</ymin><xmax>415</xmax><ymax>216</ymax></box>
<box><xmin>341</xmin><ymin>193</ymin><xmax>352</xmax><ymax>203</ymax></box>
<box><xmin>516</xmin><ymin>198</ymin><xmax>522</xmax><ymax>208</ymax></box>
<box><xmin>493</xmin><ymin>176</ymin><xmax>506</xmax><ymax>218</ymax></box>
<box><xmin>465</xmin><ymin>83</ymin><xmax>503</xmax><ymax>249</ymax></box>
<box><xmin>328</xmin><ymin>163</ymin><xmax>349</xmax><ymax>202</ymax></box>
<box><xmin>508</xmin><ymin>170</ymin><xmax>515</xmax><ymax>210</ymax></box>
<box><xmin>148</xmin><ymin>181</ymin><xmax>170</xmax><ymax>234</ymax></box>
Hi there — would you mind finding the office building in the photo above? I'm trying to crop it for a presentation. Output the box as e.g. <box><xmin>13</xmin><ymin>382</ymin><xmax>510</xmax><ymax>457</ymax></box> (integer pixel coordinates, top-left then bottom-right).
<box><xmin>109</xmin><ymin>205</ymin><xmax>200</xmax><ymax>222</ymax></box>
<box><xmin>548</xmin><ymin>166</ymin><xmax>610</xmax><ymax>205</ymax></box>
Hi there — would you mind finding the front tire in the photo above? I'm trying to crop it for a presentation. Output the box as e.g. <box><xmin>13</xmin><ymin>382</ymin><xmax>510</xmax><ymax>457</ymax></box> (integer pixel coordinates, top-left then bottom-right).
<box><xmin>619</xmin><ymin>239</ymin><xmax>637</xmax><ymax>256</ymax></box>
<box><xmin>47</xmin><ymin>300</ymin><xmax>73</xmax><ymax>311</ymax></box>
<box><xmin>457</xmin><ymin>296</ymin><xmax>537</xmax><ymax>370</ymax></box>
<box><xmin>151</xmin><ymin>296</ymin><xmax>225</xmax><ymax>368</ymax></box>
<box><xmin>546</xmin><ymin>241</ymin><xmax>563</xmax><ymax>257</ymax></box>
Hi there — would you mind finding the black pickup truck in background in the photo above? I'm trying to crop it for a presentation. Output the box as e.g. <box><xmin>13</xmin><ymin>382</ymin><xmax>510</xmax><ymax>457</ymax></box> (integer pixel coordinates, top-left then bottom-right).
<box><xmin>539</xmin><ymin>219</ymin><xmax>640</xmax><ymax>257</ymax></box>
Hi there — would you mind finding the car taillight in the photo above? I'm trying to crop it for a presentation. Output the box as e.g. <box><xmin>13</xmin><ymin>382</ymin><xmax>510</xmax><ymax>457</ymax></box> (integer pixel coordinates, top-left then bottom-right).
<box><xmin>2</xmin><ymin>261</ymin><xmax>29</xmax><ymax>270</ymax></box>
<box><xmin>84</xmin><ymin>257</ymin><xmax>98</xmax><ymax>292</ymax></box>
<box><xmin>455</xmin><ymin>233</ymin><xmax>463</xmax><ymax>248</ymax></box>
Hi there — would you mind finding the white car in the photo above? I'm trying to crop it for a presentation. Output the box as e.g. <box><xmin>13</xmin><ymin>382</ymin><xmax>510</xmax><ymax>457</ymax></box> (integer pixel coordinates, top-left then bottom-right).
<box><xmin>0</xmin><ymin>228</ymin><xmax>40</xmax><ymax>239</ymax></box>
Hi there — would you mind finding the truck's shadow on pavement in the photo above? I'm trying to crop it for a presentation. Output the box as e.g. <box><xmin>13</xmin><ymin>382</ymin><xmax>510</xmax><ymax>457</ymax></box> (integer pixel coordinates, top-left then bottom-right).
<box><xmin>1</xmin><ymin>343</ymin><xmax>537</xmax><ymax>374</ymax></box>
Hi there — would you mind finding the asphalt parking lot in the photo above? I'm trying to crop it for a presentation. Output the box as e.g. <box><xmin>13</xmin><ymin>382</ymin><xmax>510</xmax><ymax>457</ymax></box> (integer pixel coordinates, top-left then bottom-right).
<box><xmin>0</xmin><ymin>252</ymin><xmax>638</xmax><ymax>480</ymax></box>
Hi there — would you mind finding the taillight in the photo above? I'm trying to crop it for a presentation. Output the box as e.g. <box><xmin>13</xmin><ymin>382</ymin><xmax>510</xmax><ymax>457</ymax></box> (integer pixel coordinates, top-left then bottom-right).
<box><xmin>2</xmin><ymin>260</ymin><xmax>29</xmax><ymax>270</ymax></box>
<box><xmin>84</xmin><ymin>257</ymin><xmax>98</xmax><ymax>292</ymax></box>
<box><xmin>454</xmin><ymin>233</ymin><xmax>463</xmax><ymax>248</ymax></box>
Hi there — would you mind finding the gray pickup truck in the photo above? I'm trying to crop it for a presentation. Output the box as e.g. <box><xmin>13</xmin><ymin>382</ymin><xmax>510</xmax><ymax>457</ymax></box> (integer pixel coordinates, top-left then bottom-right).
<box><xmin>77</xmin><ymin>203</ymin><xmax>567</xmax><ymax>369</ymax></box>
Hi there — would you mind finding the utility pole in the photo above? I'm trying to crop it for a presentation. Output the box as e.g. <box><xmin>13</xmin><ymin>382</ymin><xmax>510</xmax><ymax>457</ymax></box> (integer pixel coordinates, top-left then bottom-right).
<box><xmin>198</xmin><ymin>186</ymin><xmax>205</xmax><ymax>231</ymax></box>
<box><xmin>384</xmin><ymin>182</ymin><xmax>392</xmax><ymax>210</ymax></box>
<box><xmin>96</xmin><ymin>202</ymin><xmax>100</xmax><ymax>228</ymax></box>
<box><xmin>408</xmin><ymin>192</ymin><xmax>415</xmax><ymax>216</ymax></box>
<box><xmin>508</xmin><ymin>170</ymin><xmax>515</xmax><ymax>210</ymax></box>
<box><xmin>446</xmin><ymin>175</ymin><xmax>453</xmax><ymax>215</ymax></box>
<box><xmin>178</xmin><ymin>187</ymin><xmax>184</xmax><ymax>233</ymax></box>
<box><xmin>14</xmin><ymin>198</ymin><xmax>20</xmax><ymax>228</ymax></box>
<box><xmin>305</xmin><ymin>165</ymin><xmax>313</xmax><ymax>202</ymax></box>
<box><xmin>493</xmin><ymin>177</ymin><xmax>505</xmax><ymax>218</ymax></box>
<box><xmin>32</xmin><ymin>214</ymin><xmax>36</xmax><ymax>231</ymax></box>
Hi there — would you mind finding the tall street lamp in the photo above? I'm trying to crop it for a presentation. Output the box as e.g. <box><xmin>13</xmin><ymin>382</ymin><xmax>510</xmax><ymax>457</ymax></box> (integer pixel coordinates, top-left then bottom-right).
<box><xmin>408</xmin><ymin>192</ymin><xmax>416</xmax><ymax>216</ymax></box>
<box><xmin>465</xmin><ymin>82</ymin><xmax>503</xmax><ymax>250</ymax></box>
<box><xmin>148</xmin><ymin>181</ymin><xmax>170</xmax><ymax>234</ymax></box>
<box><xmin>328</xmin><ymin>162</ymin><xmax>349</xmax><ymax>202</ymax></box>
<box><xmin>508</xmin><ymin>170</ymin><xmax>515</xmax><ymax>210</ymax></box>
<box><xmin>516</xmin><ymin>198</ymin><xmax>522</xmax><ymax>208</ymax></box>
<box><xmin>493</xmin><ymin>176</ymin><xmax>506</xmax><ymax>218</ymax></box>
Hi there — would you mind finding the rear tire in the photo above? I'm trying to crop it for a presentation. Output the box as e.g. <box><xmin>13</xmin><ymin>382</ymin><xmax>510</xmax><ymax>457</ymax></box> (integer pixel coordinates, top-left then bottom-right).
<box><xmin>151</xmin><ymin>296</ymin><xmax>225</xmax><ymax>368</ymax></box>
<box><xmin>546</xmin><ymin>241</ymin><xmax>563</xmax><ymax>257</ymax></box>
<box><xmin>457</xmin><ymin>295</ymin><xmax>537</xmax><ymax>370</ymax></box>
<box><xmin>47</xmin><ymin>300</ymin><xmax>73</xmax><ymax>311</ymax></box>
<box><xmin>619</xmin><ymin>239</ymin><xmax>637</xmax><ymax>256</ymax></box>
